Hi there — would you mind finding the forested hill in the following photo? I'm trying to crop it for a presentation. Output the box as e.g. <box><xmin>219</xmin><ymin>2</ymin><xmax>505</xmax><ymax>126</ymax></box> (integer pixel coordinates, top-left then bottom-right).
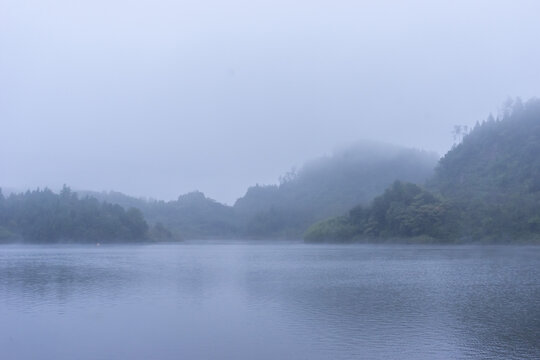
<box><xmin>0</xmin><ymin>186</ymin><xmax>149</xmax><ymax>243</ymax></box>
<box><xmin>429</xmin><ymin>98</ymin><xmax>540</xmax><ymax>198</ymax></box>
<box><xmin>305</xmin><ymin>98</ymin><xmax>540</xmax><ymax>243</ymax></box>
<box><xmin>233</xmin><ymin>143</ymin><xmax>438</xmax><ymax>237</ymax></box>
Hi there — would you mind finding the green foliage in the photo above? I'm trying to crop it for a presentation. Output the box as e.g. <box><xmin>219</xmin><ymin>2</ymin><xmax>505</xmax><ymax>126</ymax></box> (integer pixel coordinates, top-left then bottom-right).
<box><xmin>430</xmin><ymin>98</ymin><xmax>540</xmax><ymax>198</ymax></box>
<box><xmin>0</xmin><ymin>186</ymin><xmax>149</xmax><ymax>243</ymax></box>
<box><xmin>149</xmin><ymin>222</ymin><xmax>176</xmax><ymax>241</ymax></box>
<box><xmin>0</xmin><ymin>226</ymin><xmax>19</xmax><ymax>243</ymax></box>
<box><xmin>304</xmin><ymin>216</ymin><xmax>359</xmax><ymax>243</ymax></box>
<box><xmin>363</xmin><ymin>181</ymin><xmax>453</xmax><ymax>238</ymax></box>
<box><xmin>305</xmin><ymin>182</ymin><xmax>456</xmax><ymax>243</ymax></box>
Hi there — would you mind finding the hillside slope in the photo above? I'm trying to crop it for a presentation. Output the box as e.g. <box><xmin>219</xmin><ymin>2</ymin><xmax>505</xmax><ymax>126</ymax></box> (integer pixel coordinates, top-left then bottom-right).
<box><xmin>305</xmin><ymin>98</ymin><xmax>540</xmax><ymax>243</ymax></box>
<box><xmin>430</xmin><ymin>98</ymin><xmax>540</xmax><ymax>199</ymax></box>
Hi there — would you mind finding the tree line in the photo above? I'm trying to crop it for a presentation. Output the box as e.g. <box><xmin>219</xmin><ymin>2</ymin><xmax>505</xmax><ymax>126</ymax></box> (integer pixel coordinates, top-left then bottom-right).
<box><xmin>0</xmin><ymin>186</ymin><xmax>149</xmax><ymax>243</ymax></box>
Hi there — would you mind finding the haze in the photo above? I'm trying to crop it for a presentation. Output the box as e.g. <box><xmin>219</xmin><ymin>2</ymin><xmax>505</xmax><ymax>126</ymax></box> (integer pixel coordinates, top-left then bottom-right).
<box><xmin>1</xmin><ymin>0</ymin><xmax>539</xmax><ymax>204</ymax></box>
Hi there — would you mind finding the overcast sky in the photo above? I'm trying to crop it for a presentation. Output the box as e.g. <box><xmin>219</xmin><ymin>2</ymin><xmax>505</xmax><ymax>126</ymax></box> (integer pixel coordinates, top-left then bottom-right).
<box><xmin>1</xmin><ymin>0</ymin><xmax>539</xmax><ymax>204</ymax></box>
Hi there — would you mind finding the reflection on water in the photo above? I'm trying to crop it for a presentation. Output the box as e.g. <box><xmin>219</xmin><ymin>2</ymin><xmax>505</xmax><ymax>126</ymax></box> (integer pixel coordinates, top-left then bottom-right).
<box><xmin>0</xmin><ymin>244</ymin><xmax>539</xmax><ymax>359</ymax></box>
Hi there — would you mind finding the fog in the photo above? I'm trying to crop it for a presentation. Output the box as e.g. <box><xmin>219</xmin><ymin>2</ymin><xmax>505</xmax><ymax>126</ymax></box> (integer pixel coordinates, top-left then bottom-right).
<box><xmin>1</xmin><ymin>0</ymin><xmax>539</xmax><ymax>204</ymax></box>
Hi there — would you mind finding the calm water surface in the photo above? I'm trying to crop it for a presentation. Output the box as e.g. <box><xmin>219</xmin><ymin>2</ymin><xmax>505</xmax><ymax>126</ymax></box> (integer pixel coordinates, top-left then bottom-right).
<box><xmin>0</xmin><ymin>243</ymin><xmax>539</xmax><ymax>359</ymax></box>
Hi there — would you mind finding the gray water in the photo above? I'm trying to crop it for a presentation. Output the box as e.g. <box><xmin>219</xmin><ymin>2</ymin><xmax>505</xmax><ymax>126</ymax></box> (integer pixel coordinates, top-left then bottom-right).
<box><xmin>0</xmin><ymin>243</ymin><xmax>539</xmax><ymax>360</ymax></box>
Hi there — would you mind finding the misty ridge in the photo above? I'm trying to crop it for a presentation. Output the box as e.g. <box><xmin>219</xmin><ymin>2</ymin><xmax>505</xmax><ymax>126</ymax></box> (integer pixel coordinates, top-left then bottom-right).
<box><xmin>0</xmin><ymin>139</ymin><xmax>437</xmax><ymax>242</ymax></box>
<box><xmin>2</xmin><ymin>97</ymin><xmax>540</xmax><ymax>244</ymax></box>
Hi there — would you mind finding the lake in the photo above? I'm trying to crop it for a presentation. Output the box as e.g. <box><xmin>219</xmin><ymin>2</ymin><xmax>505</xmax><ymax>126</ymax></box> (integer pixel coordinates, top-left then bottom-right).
<box><xmin>0</xmin><ymin>243</ymin><xmax>539</xmax><ymax>359</ymax></box>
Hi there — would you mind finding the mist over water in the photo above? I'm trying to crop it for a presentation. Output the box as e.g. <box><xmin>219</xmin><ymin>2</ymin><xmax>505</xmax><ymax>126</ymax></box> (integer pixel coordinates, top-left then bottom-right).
<box><xmin>1</xmin><ymin>243</ymin><xmax>539</xmax><ymax>360</ymax></box>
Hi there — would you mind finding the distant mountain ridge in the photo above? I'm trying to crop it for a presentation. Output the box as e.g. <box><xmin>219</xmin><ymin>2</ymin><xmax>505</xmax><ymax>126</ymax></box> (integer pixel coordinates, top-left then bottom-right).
<box><xmin>78</xmin><ymin>142</ymin><xmax>439</xmax><ymax>239</ymax></box>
